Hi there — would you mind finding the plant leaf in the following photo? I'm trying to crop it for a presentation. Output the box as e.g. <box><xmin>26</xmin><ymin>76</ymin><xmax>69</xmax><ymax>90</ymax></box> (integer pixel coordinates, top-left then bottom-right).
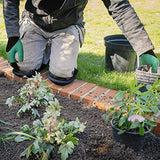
<box><xmin>42</xmin><ymin>151</ymin><xmax>49</xmax><ymax>160</ymax></box>
<box><xmin>0</xmin><ymin>120</ymin><xmax>12</xmax><ymax>126</ymax></box>
<box><xmin>15</xmin><ymin>135</ymin><xmax>31</xmax><ymax>142</ymax></box>
<box><xmin>118</xmin><ymin>116</ymin><xmax>127</xmax><ymax>127</ymax></box>
<box><xmin>63</xmin><ymin>134</ymin><xmax>78</xmax><ymax>145</ymax></box>
<box><xmin>151</xmin><ymin>106</ymin><xmax>159</xmax><ymax>114</ymax></box>
<box><xmin>118</xmin><ymin>130</ymin><xmax>126</xmax><ymax>135</ymax></box>
<box><xmin>139</xmin><ymin>124</ymin><xmax>145</xmax><ymax>136</ymax></box>
<box><xmin>5</xmin><ymin>132</ymin><xmax>36</xmax><ymax>140</ymax></box>
<box><xmin>33</xmin><ymin>140</ymin><xmax>40</xmax><ymax>151</ymax></box>
<box><xmin>129</xmin><ymin>121</ymin><xmax>139</xmax><ymax>129</ymax></box>
<box><xmin>58</xmin><ymin>141</ymin><xmax>74</xmax><ymax>160</ymax></box>
<box><xmin>31</xmin><ymin>108</ymin><xmax>40</xmax><ymax>118</ymax></box>
<box><xmin>104</xmin><ymin>114</ymin><xmax>110</xmax><ymax>123</ymax></box>
<box><xmin>27</xmin><ymin>144</ymin><xmax>34</xmax><ymax>158</ymax></box>
<box><xmin>5</xmin><ymin>96</ymin><xmax>14</xmax><ymax>108</ymax></box>
<box><xmin>20</xmin><ymin>147</ymin><xmax>29</xmax><ymax>158</ymax></box>
<box><xmin>114</xmin><ymin>91</ymin><xmax>125</xmax><ymax>100</ymax></box>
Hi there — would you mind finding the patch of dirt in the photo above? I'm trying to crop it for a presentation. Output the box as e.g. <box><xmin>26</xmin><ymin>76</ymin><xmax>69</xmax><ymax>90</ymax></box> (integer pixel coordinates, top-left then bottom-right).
<box><xmin>0</xmin><ymin>76</ymin><xmax>160</xmax><ymax>160</ymax></box>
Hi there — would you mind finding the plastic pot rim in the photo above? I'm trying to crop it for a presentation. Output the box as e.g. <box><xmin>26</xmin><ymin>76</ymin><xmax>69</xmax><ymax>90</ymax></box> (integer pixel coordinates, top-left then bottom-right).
<box><xmin>110</xmin><ymin>118</ymin><xmax>152</xmax><ymax>135</ymax></box>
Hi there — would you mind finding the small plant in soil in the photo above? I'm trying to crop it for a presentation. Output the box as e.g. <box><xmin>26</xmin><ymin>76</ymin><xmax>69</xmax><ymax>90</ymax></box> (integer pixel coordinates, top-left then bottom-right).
<box><xmin>105</xmin><ymin>78</ymin><xmax>160</xmax><ymax>135</ymax></box>
<box><xmin>6</xmin><ymin>100</ymin><xmax>86</xmax><ymax>160</ymax></box>
<box><xmin>6</xmin><ymin>73</ymin><xmax>55</xmax><ymax>118</ymax></box>
<box><xmin>0</xmin><ymin>119</ymin><xmax>12</xmax><ymax>128</ymax></box>
<box><xmin>0</xmin><ymin>120</ymin><xmax>14</xmax><ymax>144</ymax></box>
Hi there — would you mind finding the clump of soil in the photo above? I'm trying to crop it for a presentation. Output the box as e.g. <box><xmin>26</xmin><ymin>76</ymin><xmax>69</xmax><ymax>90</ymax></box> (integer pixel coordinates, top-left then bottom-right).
<box><xmin>0</xmin><ymin>76</ymin><xmax>160</xmax><ymax>160</ymax></box>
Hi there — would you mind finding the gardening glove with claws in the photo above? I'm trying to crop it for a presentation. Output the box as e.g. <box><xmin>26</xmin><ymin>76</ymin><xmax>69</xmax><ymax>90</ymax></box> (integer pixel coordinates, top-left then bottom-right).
<box><xmin>6</xmin><ymin>37</ymin><xmax>24</xmax><ymax>71</ymax></box>
<box><xmin>140</xmin><ymin>50</ymin><xmax>159</xmax><ymax>73</ymax></box>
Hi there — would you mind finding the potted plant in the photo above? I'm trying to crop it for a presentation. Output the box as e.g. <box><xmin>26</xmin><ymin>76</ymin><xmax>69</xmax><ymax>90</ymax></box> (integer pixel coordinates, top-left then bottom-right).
<box><xmin>105</xmin><ymin>78</ymin><xmax>160</xmax><ymax>151</ymax></box>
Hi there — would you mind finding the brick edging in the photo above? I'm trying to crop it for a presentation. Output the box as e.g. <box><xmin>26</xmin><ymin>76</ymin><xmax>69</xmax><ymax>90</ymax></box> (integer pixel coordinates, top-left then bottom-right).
<box><xmin>1</xmin><ymin>57</ymin><xmax>160</xmax><ymax>135</ymax></box>
<box><xmin>0</xmin><ymin>57</ymin><xmax>116</xmax><ymax>111</ymax></box>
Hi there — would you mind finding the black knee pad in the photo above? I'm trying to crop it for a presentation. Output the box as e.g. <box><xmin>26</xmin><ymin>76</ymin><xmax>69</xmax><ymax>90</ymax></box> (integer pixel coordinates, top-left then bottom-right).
<box><xmin>48</xmin><ymin>69</ymin><xmax>78</xmax><ymax>86</ymax></box>
<box><xmin>13</xmin><ymin>69</ymin><xmax>37</xmax><ymax>78</ymax></box>
<box><xmin>12</xmin><ymin>63</ymin><xmax>46</xmax><ymax>78</ymax></box>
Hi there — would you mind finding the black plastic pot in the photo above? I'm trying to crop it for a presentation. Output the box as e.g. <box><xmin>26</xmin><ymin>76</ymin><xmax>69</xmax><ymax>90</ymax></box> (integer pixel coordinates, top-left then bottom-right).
<box><xmin>111</xmin><ymin>118</ymin><xmax>151</xmax><ymax>151</ymax></box>
<box><xmin>104</xmin><ymin>34</ymin><xmax>137</xmax><ymax>72</ymax></box>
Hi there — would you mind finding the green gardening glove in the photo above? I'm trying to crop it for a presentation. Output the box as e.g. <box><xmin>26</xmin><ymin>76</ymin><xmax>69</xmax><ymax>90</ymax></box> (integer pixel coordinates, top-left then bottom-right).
<box><xmin>7</xmin><ymin>39</ymin><xmax>23</xmax><ymax>64</ymax></box>
<box><xmin>140</xmin><ymin>54</ymin><xmax>159</xmax><ymax>73</ymax></box>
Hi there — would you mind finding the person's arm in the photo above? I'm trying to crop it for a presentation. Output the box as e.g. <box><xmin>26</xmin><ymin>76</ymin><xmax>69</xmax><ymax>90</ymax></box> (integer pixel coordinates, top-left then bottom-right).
<box><xmin>3</xmin><ymin>0</ymin><xmax>23</xmax><ymax>69</ymax></box>
<box><xmin>3</xmin><ymin>0</ymin><xmax>20</xmax><ymax>38</ymax></box>
<box><xmin>102</xmin><ymin>0</ymin><xmax>159</xmax><ymax>72</ymax></box>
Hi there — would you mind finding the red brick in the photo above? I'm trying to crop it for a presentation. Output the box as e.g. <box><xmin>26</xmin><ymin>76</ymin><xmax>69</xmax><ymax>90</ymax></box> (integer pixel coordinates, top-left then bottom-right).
<box><xmin>152</xmin><ymin>123</ymin><xmax>160</xmax><ymax>135</ymax></box>
<box><xmin>5</xmin><ymin>70</ymin><xmax>13</xmax><ymax>81</ymax></box>
<box><xmin>14</xmin><ymin>75</ymin><xmax>20</xmax><ymax>82</ymax></box>
<box><xmin>0</xmin><ymin>59</ymin><xmax>7</xmax><ymax>63</ymax></box>
<box><xmin>0</xmin><ymin>61</ymin><xmax>10</xmax><ymax>69</ymax></box>
<box><xmin>50</xmin><ymin>84</ymin><xmax>63</xmax><ymax>94</ymax></box>
<box><xmin>45</xmin><ymin>79</ymin><xmax>53</xmax><ymax>86</ymax></box>
<box><xmin>60</xmin><ymin>80</ymin><xmax>86</xmax><ymax>97</ymax></box>
<box><xmin>1</xmin><ymin>66</ymin><xmax>12</xmax><ymax>72</ymax></box>
<box><xmin>22</xmin><ymin>78</ymin><xmax>28</xmax><ymax>83</ymax></box>
<box><xmin>155</xmin><ymin>116</ymin><xmax>160</xmax><ymax>123</ymax></box>
<box><xmin>70</xmin><ymin>82</ymin><xmax>96</xmax><ymax>101</ymax></box>
<box><xmin>41</xmin><ymin>71</ymin><xmax>48</xmax><ymax>80</ymax></box>
<box><xmin>95</xmin><ymin>89</ymin><xmax>117</xmax><ymax>111</ymax></box>
<box><xmin>83</xmin><ymin>86</ymin><xmax>109</xmax><ymax>105</ymax></box>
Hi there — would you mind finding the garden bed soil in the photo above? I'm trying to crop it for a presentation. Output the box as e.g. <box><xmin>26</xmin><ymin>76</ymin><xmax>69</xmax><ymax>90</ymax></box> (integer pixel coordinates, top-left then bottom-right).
<box><xmin>0</xmin><ymin>76</ymin><xmax>160</xmax><ymax>160</ymax></box>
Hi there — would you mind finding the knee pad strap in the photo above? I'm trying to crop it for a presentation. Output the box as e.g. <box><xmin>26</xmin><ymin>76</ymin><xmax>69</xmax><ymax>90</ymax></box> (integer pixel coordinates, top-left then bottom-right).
<box><xmin>48</xmin><ymin>69</ymin><xmax>78</xmax><ymax>86</ymax></box>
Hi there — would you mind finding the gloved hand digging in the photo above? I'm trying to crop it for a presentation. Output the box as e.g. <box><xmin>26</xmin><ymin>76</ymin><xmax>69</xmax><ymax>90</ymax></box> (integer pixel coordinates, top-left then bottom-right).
<box><xmin>140</xmin><ymin>50</ymin><xmax>159</xmax><ymax>73</ymax></box>
<box><xmin>6</xmin><ymin>37</ymin><xmax>23</xmax><ymax>71</ymax></box>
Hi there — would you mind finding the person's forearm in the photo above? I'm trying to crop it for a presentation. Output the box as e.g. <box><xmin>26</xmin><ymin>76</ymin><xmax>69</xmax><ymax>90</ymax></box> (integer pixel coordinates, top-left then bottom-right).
<box><xmin>102</xmin><ymin>0</ymin><xmax>154</xmax><ymax>56</ymax></box>
<box><xmin>3</xmin><ymin>0</ymin><xmax>20</xmax><ymax>38</ymax></box>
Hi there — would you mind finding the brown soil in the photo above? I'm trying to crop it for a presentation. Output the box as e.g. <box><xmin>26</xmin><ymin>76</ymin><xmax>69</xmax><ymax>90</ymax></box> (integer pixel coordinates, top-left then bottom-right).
<box><xmin>0</xmin><ymin>76</ymin><xmax>160</xmax><ymax>160</ymax></box>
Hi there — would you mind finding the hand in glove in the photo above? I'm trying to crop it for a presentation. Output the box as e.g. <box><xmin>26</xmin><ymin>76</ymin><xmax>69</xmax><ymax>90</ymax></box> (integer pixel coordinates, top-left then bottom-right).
<box><xmin>140</xmin><ymin>50</ymin><xmax>159</xmax><ymax>73</ymax></box>
<box><xmin>6</xmin><ymin>37</ymin><xmax>23</xmax><ymax>70</ymax></box>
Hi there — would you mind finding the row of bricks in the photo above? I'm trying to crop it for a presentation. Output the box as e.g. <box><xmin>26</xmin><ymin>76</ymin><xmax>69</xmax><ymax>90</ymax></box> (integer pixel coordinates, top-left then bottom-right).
<box><xmin>0</xmin><ymin>57</ymin><xmax>116</xmax><ymax>111</ymax></box>
<box><xmin>1</xmin><ymin>57</ymin><xmax>160</xmax><ymax>135</ymax></box>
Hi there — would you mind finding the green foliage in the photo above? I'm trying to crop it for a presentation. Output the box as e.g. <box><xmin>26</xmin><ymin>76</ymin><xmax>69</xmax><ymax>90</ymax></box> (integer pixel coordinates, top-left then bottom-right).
<box><xmin>6</xmin><ymin>101</ymin><xmax>86</xmax><ymax>160</ymax></box>
<box><xmin>105</xmin><ymin>78</ymin><xmax>160</xmax><ymax>135</ymax></box>
<box><xmin>4</xmin><ymin>73</ymin><xmax>85</xmax><ymax>159</ymax></box>
<box><xmin>0</xmin><ymin>120</ymin><xmax>13</xmax><ymax>144</ymax></box>
<box><xmin>0</xmin><ymin>119</ymin><xmax>12</xmax><ymax>126</ymax></box>
<box><xmin>6</xmin><ymin>73</ymin><xmax>55</xmax><ymax>118</ymax></box>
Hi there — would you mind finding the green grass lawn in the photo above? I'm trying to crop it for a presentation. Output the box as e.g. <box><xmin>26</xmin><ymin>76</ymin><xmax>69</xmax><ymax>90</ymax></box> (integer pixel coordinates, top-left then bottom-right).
<box><xmin>0</xmin><ymin>0</ymin><xmax>160</xmax><ymax>90</ymax></box>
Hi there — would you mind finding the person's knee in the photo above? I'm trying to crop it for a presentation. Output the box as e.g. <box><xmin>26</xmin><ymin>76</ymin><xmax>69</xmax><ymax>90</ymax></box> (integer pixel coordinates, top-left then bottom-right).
<box><xmin>48</xmin><ymin>68</ymin><xmax>78</xmax><ymax>85</ymax></box>
<box><xmin>12</xmin><ymin>63</ymin><xmax>46</xmax><ymax>78</ymax></box>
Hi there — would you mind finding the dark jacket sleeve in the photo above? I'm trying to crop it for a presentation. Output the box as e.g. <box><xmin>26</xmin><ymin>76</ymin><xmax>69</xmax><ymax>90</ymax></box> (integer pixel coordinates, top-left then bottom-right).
<box><xmin>3</xmin><ymin>0</ymin><xmax>20</xmax><ymax>38</ymax></box>
<box><xmin>101</xmin><ymin>0</ymin><xmax>154</xmax><ymax>56</ymax></box>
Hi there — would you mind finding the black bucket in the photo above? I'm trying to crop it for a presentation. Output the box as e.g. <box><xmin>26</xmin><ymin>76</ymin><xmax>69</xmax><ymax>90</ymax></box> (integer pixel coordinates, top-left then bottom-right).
<box><xmin>104</xmin><ymin>34</ymin><xmax>137</xmax><ymax>72</ymax></box>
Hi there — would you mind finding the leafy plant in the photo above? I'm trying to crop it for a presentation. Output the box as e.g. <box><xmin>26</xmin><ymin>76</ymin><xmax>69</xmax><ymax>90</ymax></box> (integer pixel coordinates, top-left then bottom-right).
<box><xmin>105</xmin><ymin>78</ymin><xmax>160</xmax><ymax>135</ymax></box>
<box><xmin>6</xmin><ymin>100</ymin><xmax>86</xmax><ymax>160</ymax></box>
<box><xmin>6</xmin><ymin>73</ymin><xmax>55</xmax><ymax>118</ymax></box>
<box><xmin>0</xmin><ymin>120</ymin><xmax>14</xmax><ymax>144</ymax></box>
<box><xmin>0</xmin><ymin>119</ymin><xmax>12</xmax><ymax>126</ymax></box>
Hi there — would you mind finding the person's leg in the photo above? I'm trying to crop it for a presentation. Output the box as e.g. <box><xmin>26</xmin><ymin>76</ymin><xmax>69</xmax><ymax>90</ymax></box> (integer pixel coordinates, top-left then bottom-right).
<box><xmin>14</xmin><ymin>18</ymin><xmax>47</xmax><ymax>77</ymax></box>
<box><xmin>48</xmin><ymin>25</ymin><xmax>81</xmax><ymax>85</ymax></box>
